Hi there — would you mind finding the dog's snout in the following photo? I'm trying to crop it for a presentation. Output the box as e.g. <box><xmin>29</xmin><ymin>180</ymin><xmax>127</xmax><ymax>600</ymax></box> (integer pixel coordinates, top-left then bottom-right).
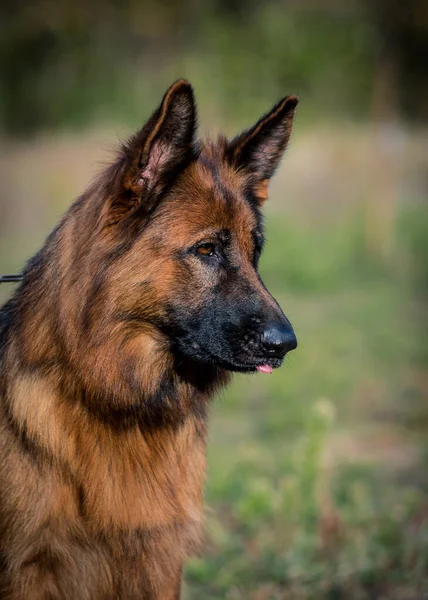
<box><xmin>260</xmin><ymin>322</ymin><xmax>297</xmax><ymax>356</ymax></box>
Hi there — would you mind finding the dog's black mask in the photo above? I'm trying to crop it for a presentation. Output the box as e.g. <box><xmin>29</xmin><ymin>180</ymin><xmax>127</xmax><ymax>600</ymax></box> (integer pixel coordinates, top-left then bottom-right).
<box><xmin>166</xmin><ymin>270</ymin><xmax>297</xmax><ymax>374</ymax></box>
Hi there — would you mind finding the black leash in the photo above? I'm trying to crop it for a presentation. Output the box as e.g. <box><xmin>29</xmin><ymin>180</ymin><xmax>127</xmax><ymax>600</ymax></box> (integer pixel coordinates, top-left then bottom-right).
<box><xmin>0</xmin><ymin>275</ymin><xmax>23</xmax><ymax>283</ymax></box>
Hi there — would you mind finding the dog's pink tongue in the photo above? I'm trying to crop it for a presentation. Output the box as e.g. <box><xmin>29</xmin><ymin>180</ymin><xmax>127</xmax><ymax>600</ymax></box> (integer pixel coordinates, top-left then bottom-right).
<box><xmin>256</xmin><ymin>364</ymin><xmax>273</xmax><ymax>374</ymax></box>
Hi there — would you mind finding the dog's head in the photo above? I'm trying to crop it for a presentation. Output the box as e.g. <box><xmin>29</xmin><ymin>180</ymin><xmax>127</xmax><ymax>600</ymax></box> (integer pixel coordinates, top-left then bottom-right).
<box><xmin>64</xmin><ymin>80</ymin><xmax>298</xmax><ymax>382</ymax></box>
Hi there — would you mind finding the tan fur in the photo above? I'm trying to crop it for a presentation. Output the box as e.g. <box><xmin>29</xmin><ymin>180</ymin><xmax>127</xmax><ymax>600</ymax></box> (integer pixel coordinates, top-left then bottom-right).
<box><xmin>254</xmin><ymin>179</ymin><xmax>270</xmax><ymax>203</ymax></box>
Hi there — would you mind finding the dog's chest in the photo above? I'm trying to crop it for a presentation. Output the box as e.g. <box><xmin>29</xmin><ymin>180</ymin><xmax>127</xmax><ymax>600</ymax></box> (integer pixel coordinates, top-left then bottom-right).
<box><xmin>79</xmin><ymin>416</ymin><xmax>208</xmax><ymax>532</ymax></box>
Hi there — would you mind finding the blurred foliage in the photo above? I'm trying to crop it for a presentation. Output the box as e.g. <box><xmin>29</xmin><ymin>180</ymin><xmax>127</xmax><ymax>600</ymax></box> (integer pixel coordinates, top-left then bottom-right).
<box><xmin>1</xmin><ymin>0</ymin><xmax>428</xmax><ymax>135</ymax></box>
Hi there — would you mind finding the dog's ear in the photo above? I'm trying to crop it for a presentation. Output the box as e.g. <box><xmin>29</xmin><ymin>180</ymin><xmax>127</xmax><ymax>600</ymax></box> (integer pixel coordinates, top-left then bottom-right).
<box><xmin>226</xmin><ymin>95</ymin><xmax>298</xmax><ymax>204</ymax></box>
<box><xmin>107</xmin><ymin>79</ymin><xmax>197</xmax><ymax>225</ymax></box>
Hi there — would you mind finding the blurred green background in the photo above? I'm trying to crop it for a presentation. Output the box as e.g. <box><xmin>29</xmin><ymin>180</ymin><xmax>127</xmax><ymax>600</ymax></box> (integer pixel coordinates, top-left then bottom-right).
<box><xmin>1</xmin><ymin>1</ymin><xmax>427</xmax><ymax>598</ymax></box>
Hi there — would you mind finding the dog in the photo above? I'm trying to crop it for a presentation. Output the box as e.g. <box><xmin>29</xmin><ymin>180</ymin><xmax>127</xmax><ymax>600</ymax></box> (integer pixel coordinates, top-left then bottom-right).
<box><xmin>0</xmin><ymin>79</ymin><xmax>298</xmax><ymax>599</ymax></box>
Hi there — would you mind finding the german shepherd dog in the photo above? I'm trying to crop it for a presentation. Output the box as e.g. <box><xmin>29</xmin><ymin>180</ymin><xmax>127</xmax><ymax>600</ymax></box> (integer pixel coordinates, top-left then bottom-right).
<box><xmin>0</xmin><ymin>80</ymin><xmax>298</xmax><ymax>599</ymax></box>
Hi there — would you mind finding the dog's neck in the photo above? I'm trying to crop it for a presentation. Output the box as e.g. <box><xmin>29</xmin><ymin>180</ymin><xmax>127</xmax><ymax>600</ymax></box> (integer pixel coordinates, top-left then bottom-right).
<box><xmin>56</xmin><ymin>353</ymin><xmax>229</xmax><ymax>432</ymax></box>
<box><xmin>1</xmin><ymin>334</ymin><xmax>216</xmax><ymax>532</ymax></box>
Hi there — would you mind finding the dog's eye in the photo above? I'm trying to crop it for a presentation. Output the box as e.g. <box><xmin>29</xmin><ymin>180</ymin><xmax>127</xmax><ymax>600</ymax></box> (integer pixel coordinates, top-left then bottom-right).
<box><xmin>196</xmin><ymin>243</ymin><xmax>215</xmax><ymax>257</ymax></box>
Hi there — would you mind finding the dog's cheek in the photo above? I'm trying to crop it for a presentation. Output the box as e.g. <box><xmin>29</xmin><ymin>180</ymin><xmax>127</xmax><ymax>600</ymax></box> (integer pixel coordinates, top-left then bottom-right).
<box><xmin>171</xmin><ymin>259</ymin><xmax>220</xmax><ymax>308</ymax></box>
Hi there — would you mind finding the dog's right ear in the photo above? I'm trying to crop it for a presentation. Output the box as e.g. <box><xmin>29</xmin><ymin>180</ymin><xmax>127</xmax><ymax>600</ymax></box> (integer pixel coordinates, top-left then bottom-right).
<box><xmin>107</xmin><ymin>80</ymin><xmax>197</xmax><ymax>225</ymax></box>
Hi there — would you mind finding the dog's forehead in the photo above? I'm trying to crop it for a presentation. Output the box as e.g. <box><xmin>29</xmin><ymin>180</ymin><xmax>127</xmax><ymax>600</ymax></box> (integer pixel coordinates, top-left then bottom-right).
<box><xmin>167</xmin><ymin>145</ymin><xmax>257</xmax><ymax>235</ymax></box>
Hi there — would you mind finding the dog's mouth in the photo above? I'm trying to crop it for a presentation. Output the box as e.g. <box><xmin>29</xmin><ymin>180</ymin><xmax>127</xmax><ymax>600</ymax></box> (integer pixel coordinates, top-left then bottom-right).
<box><xmin>171</xmin><ymin>328</ymin><xmax>287</xmax><ymax>374</ymax></box>
<box><xmin>204</xmin><ymin>352</ymin><xmax>284</xmax><ymax>374</ymax></box>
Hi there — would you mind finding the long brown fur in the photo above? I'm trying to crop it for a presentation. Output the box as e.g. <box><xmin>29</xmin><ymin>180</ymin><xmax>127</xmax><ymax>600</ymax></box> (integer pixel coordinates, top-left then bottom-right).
<box><xmin>0</xmin><ymin>80</ymin><xmax>298</xmax><ymax>599</ymax></box>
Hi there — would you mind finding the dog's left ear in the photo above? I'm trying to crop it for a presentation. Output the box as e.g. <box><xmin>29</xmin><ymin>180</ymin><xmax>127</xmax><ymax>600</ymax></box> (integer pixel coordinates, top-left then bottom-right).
<box><xmin>227</xmin><ymin>95</ymin><xmax>298</xmax><ymax>204</ymax></box>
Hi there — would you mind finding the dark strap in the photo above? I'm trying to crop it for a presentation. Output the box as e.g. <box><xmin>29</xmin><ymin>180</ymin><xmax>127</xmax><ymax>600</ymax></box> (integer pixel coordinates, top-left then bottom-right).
<box><xmin>0</xmin><ymin>275</ymin><xmax>23</xmax><ymax>283</ymax></box>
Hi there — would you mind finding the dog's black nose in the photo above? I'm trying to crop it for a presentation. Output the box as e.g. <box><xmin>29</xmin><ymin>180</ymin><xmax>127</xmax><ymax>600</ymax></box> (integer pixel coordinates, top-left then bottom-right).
<box><xmin>261</xmin><ymin>323</ymin><xmax>297</xmax><ymax>356</ymax></box>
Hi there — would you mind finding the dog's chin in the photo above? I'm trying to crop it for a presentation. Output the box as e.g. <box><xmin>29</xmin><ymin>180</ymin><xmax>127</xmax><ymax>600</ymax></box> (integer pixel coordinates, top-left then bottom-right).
<box><xmin>212</xmin><ymin>356</ymin><xmax>284</xmax><ymax>374</ymax></box>
<box><xmin>172</xmin><ymin>336</ymin><xmax>286</xmax><ymax>373</ymax></box>
<box><xmin>176</xmin><ymin>343</ymin><xmax>284</xmax><ymax>373</ymax></box>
